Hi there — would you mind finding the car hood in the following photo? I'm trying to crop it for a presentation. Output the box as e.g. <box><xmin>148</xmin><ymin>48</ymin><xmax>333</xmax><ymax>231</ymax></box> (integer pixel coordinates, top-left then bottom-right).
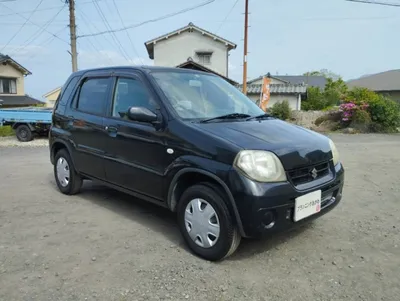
<box><xmin>193</xmin><ymin>119</ymin><xmax>332</xmax><ymax>170</ymax></box>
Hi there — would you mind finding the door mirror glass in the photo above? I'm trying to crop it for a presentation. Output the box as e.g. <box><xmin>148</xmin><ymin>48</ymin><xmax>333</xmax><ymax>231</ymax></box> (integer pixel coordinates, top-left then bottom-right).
<box><xmin>127</xmin><ymin>107</ymin><xmax>158</xmax><ymax>123</ymax></box>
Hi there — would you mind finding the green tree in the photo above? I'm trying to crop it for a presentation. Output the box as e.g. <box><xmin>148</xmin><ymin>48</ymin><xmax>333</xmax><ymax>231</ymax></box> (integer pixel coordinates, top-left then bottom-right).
<box><xmin>303</xmin><ymin>69</ymin><xmax>340</xmax><ymax>80</ymax></box>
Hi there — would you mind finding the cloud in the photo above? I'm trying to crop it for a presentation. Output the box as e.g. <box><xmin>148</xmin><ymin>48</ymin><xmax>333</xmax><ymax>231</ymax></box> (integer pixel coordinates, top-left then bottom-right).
<box><xmin>228</xmin><ymin>62</ymin><xmax>237</xmax><ymax>72</ymax></box>
<box><xmin>78</xmin><ymin>50</ymin><xmax>153</xmax><ymax>69</ymax></box>
<box><xmin>0</xmin><ymin>45</ymin><xmax>50</xmax><ymax>61</ymax></box>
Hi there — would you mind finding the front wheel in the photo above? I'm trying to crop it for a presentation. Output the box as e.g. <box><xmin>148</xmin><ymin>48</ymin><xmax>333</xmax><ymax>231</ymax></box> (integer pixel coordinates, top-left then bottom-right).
<box><xmin>177</xmin><ymin>184</ymin><xmax>241</xmax><ymax>261</ymax></box>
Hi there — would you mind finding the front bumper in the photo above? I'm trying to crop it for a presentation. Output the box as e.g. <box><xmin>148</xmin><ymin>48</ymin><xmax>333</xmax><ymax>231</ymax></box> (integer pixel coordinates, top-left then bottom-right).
<box><xmin>227</xmin><ymin>162</ymin><xmax>344</xmax><ymax>238</ymax></box>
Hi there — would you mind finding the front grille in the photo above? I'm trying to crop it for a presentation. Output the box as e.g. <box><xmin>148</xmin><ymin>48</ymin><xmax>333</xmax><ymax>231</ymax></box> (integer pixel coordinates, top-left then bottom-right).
<box><xmin>288</xmin><ymin>161</ymin><xmax>330</xmax><ymax>186</ymax></box>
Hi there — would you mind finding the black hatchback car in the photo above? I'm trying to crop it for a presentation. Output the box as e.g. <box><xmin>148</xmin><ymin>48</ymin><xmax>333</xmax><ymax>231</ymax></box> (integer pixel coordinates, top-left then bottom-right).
<box><xmin>49</xmin><ymin>66</ymin><xmax>344</xmax><ymax>261</ymax></box>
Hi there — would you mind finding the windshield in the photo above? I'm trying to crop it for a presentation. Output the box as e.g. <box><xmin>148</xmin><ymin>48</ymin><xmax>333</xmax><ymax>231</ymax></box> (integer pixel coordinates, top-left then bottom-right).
<box><xmin>151</xmin><ymin>71</ymin><xmax>264</xmax><ymax>120</ymax></box>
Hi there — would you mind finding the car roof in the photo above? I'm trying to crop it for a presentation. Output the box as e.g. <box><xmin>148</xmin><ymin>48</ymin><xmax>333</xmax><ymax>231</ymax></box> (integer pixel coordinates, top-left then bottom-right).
<box><xmin>71</xmin><ymin>65</ymin><xmax>217</xmax><ymax>77</ymax></box>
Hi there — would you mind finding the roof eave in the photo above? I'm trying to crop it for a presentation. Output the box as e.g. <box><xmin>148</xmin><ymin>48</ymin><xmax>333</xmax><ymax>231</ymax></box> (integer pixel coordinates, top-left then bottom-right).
<box><xmin>43</xmin><ymin>86</ymin><xmax>62</xmax><ymax>98</ymax></box>
<box><xmin>2</xmin><ymin>57</ymin><xmax>32</xmax><ymax>76</ymax></box>
<box><xmin>144</xmin><ymin>23</ymin><xmax>236</xmax><ymax>55</ymax></box>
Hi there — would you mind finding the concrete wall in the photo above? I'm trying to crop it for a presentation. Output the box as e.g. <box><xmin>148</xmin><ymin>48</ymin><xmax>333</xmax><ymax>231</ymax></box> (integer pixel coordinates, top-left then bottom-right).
<box><xmin>0</xmin><ymin>63</ymin><xmax>25</xmax><ymax>95</ymax></box>
<box><xmin>153</xmin><ymin>30</ymin><xmax>229</xmax><ymax>76</ymax></box>
<box><xmin>248</xmin><ymin>94</ymin><xmax>300</xmax><ymax>110</ymax></box>
<box><xmin>290</xmin><ymin>110</ymin><xmax>328</xmax><ymax>129</ymax></box>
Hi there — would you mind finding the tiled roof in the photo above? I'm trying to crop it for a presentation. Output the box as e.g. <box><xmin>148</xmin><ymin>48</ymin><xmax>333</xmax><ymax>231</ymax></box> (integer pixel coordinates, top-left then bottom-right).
<box><xmin>347</xmin><ymin>69</ymin><xmax>400</xmax><ymax>91</ymax></box>
<box><xmin>0</xmin><ymin>95</ymin><xmax>44</xmax><ymax>106</ymax></box>
<box><xmin>248</xmin><ymin>74</ymin><xmax>327</xmax><ymax>89</ymax></box>
<box><xmin>239</xmin><ymin>84</ymin><xmax>307</xmax><ymax>95</ymax></box>
<box><xmin>176</xmin><ymin>59</ymin><xmax>238</xmax><ymax>85</ymax></box>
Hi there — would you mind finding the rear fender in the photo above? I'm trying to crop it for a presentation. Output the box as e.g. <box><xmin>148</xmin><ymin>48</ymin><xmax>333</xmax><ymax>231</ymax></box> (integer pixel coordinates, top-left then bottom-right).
<box><xmin>50</xmin><ymin>138</ymin><xmax>76</xmax><ymax>167</ymax></box>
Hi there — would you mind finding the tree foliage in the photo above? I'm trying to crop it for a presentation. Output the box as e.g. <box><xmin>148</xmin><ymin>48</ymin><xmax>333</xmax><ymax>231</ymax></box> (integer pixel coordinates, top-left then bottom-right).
<box><xmin>301</xmin><ymin>77</ymin><xmax>347</xmax><ymax>111</ymax></box>
<box><xmin>269</xmin><ymin>100</ymin><xmax>291</xmax><ymax>120</ymax></box>
<box><xmin>303</xmin><ymin>69</ymin><xmax>340</xmax><ymax>81</ymax></box>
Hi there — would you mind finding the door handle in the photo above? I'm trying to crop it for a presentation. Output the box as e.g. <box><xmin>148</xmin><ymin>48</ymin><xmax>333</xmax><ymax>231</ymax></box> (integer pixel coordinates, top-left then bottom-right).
<box><xmin>105</xmin><ymin>126</ymin><xmax>117</xmax><ymax>132</ymax></box>
<box><xmin>105</xmin><ymin>126</ymin><xmax>118</xmax><ymax>137</ymax></box>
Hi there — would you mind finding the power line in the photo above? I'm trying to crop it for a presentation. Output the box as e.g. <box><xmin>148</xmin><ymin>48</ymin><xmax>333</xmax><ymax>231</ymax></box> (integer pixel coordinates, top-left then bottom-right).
<box><xmin>77</xmin><ymin>10</ymin><xmax>114</xmax><ymax>65</ymax></box>
<box><xmin>26</xmin><ymin>26</ymin><xmax>69</xmax><ymax>61</ymax></box>
<box><xmin>345</xmin><ymin>0</ymin><xmax>400</xmax><ymax>6</ymax></box>
<box><xmin>79</xmin><ymin>0</ymin><xmax>216</xmax><ymax>38</ymax></box>
<box><xmin>76</xmin><ymin>8</ymin><xmax>115</xmax><ymax>64</ymax></box>
<box><xmin>111</xmin><ymin>0</ymin><xmax>144</xmax><ymax>64</ymax></box>
<box><xmin>0</xmin><ymin>2</ymin><xmax>69</xmax><ymax>45</ymax></box>
<box><xmin>91</xmin><ymin>0</ymin><xmax>132</xmax><ymax>62</ymax></box>
<box><xmin>0</xmin><ymin>0</ymin><xmax>104</xmax><ymax>16</ymax></box>
<box><xmin>11</xmin><ymin>5</ymin><xmax>66</xmax><ymax>56</ymax></box>
<box><xmin>215</xmin><ymin>0</ymin><xmax>240</xmax><ymax>34</ymax></box>
<box><xmin>1</xmin><ymin>0</ymin><xmax>44</xmax><ymax>52</ymax></box>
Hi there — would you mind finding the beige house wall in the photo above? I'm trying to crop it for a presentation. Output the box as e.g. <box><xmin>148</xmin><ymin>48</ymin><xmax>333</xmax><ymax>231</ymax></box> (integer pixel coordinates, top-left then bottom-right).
<box><xmin>0</xmin><ymin>63</ymin><xmax>25</xmax><ymax>95</ymax></box>
<box><xmin>43</xmin><ymin>88</ymin><xmax>61</xmax><ymax>107</ymax></box>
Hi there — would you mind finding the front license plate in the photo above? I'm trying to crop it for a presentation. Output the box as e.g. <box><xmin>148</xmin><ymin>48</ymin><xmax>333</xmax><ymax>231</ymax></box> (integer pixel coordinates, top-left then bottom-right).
<box><xmin>294</xmin><ymin>190</ymin><xmax>322</xmax><ymax>222</ymax></box>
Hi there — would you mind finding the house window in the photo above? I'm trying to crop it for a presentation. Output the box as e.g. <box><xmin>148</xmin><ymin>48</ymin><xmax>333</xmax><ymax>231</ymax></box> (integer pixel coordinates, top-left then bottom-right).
<box><xmin>0</xmin><ymin>78</ymin><xmax>17</xmax><ymax>94</ymax></box>
<box><xmin>197</xmin><ymin>52</ymin><xmax>212</xmax><ymax>65</ymax></box>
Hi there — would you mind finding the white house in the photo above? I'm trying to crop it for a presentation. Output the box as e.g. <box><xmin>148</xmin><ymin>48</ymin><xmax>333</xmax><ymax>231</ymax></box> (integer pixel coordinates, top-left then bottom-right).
<box><xmin>144</xmin><ymin>22</ymin><xmax>236</xmax><ymax>77</ymax></box>
<box><xmin>243</xmin><ymin>75</ymin><xmax>308</xmax><ymax>111</ymax></box>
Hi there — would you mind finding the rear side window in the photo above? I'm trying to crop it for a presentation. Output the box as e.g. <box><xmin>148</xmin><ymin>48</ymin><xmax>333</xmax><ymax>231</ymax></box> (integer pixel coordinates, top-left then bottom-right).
<box><xmin>58</xmin><ymin>76</ymin><xmax>79</xmax><ymax>106</ymax></box>
<box><xmin>76</xmin><ymin>78</ymin><xmax>110</xmax><ymax>115</ymax></box>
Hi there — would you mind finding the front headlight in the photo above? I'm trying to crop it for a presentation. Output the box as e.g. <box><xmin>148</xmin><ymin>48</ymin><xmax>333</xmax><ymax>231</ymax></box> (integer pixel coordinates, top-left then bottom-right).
<box><xmin>234</xmin><ymin>150</ymin><xmax>287</xmax><ymax>182</ymax></box>
<box><xmin>328</xmin><ymin>139</ymin><xmax>340</xmax><ymax>166</ymax></box>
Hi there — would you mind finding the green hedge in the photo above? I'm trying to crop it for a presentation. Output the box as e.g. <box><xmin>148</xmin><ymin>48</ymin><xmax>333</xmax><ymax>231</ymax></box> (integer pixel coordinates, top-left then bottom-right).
<box><xmin>0</xmin><ymin>126</ymin><xmax>14</xmax><ymax>137</ymax></box>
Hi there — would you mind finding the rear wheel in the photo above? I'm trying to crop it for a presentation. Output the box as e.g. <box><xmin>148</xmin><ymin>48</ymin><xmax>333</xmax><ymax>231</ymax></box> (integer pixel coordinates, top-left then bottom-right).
<box><xmin>15</xmin><ymin>124</ymin><xmax>33</xmax><ymax>142</ymax></box>
<box><xmin>177</xmin><ymin>184</ymin><xmax>241</xmax><ymax>261</ymax></box>
<box><xmin>54</xmin><ymin>149</ymin><xmax>82</xmax><ymax>195</ymax></box>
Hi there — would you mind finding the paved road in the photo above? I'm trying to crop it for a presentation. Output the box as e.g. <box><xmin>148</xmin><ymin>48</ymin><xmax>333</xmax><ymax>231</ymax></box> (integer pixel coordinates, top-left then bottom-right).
<box><xmin>0</xmin><ymin>134</ymin><xmax>399</xmax><ymax>301</ymax></box>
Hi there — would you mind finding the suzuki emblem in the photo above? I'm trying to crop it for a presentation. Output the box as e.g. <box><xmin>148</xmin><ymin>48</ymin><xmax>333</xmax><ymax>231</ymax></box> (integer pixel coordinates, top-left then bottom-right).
<box><xmin>311</xmin><ymin>168</ymin><xmax>318</xmax><ymax>179</ymax></box>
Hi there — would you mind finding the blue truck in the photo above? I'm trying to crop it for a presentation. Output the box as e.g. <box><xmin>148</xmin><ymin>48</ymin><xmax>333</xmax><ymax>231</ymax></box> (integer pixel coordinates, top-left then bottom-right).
<box><xmin>0</xmin><ymin>107</ymin><xmax>52</xmax><ymax>142</ymax></box>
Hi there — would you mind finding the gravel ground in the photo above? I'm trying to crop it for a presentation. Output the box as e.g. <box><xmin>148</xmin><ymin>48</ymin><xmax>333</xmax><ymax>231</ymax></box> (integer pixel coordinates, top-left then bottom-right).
<box><xmin>0</xmin><ymin>136</ymin><xmax>49</xmax><ymax>148</ymax></box>
<box><xmin>0</xmin><ymin>134</ymin><xmax>399</xmax><ymax>301</ymax></box>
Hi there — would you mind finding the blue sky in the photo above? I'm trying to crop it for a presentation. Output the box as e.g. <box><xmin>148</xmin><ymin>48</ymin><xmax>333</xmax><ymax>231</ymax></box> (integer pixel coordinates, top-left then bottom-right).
<box><xmin>1</xmin><ymin>0</ymin><xmax>399</xmax><ymax>100</ymax></box>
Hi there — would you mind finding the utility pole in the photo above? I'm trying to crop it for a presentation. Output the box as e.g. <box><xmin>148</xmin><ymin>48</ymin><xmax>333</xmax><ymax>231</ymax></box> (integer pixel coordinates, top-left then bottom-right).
<box><xmin>242</xmin><ymin>0</ymin><xmax>249</xmax><ymax>95</ymax></box>
<box><xmin>67</xmin><ymin>0</ymin><xmax>78</xmax><ymax>72</ymax></box>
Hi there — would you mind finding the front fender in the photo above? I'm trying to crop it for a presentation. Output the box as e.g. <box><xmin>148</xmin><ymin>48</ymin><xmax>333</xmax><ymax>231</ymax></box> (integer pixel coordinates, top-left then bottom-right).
<box><xmin>164</xmin><ymin>156</ymin><xmax>246</xmax><ymax>237</ymax></box>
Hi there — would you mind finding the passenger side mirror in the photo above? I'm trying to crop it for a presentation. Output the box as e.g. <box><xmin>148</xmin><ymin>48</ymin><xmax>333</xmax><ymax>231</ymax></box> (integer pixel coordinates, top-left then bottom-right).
<box><xmin>127</xmin><ymin>107</ymin><xmax>158</xmax><ymax>123</ymax></box>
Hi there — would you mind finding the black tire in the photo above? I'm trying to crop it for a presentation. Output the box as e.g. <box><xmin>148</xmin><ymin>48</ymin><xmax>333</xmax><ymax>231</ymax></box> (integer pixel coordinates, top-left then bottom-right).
<box><xmin>54</xmin><ymin>149</ymin><xmax>82</xmax><ymax>195</ymax></box>
<box><xmin>15</xmin><ymin>124</ymin><xmax>33</xmax><ymax>142</ymax></box>
<box><xmin>177</xmin><ymin>183</ymin><xmax>241</xmax><ymax>261</ymax></box>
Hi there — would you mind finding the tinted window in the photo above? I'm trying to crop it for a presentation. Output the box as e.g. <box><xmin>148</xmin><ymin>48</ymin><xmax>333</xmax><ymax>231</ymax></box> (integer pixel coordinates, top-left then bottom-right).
<box><xmin>59</xmin><ymin>76</ymin><xmax>79</xmax><ymax>105</ymax></box>
<box><xmin>112</xmin><ymin>77</ymin><xmax>156</xmax><ymax>118</ymax></box>
<box><xmin>77</xmin><ymin>78</ymin><xmax>110</xmax><ymax>115</ymax></box>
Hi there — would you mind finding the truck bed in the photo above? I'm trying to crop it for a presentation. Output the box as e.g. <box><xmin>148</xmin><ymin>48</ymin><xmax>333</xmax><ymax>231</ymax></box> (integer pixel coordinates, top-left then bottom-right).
<box><xmin>0</xmin><ymin>107</ymin><xmax>52</xmax><ymax>125</ymax></box>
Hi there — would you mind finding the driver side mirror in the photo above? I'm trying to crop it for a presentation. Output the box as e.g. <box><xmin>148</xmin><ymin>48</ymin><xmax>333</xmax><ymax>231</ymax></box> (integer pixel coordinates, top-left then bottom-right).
<box><xmin>127</xmin><ymin>107</ymin><xmax>158</xmax><ymax>123</ymax></box>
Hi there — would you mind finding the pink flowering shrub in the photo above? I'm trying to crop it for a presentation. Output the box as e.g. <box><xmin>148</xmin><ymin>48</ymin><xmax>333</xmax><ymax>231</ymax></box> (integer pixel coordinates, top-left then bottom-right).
<box><xmin>339</xmin><ymin>102</ymin><xmax>369</xmax><ymax>123</ymax></box>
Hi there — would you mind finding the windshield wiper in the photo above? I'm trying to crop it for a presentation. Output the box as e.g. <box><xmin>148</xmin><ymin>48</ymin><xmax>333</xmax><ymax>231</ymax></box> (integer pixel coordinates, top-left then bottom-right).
<box><xmin>245</xmin><ymin>113</ymin><xmax>272</xmax><ymax>121</ymax></box>
<box><xmin>200</xmin><ymin>113</ymin><xmax>251</xmax><ymax>123</ymax></box>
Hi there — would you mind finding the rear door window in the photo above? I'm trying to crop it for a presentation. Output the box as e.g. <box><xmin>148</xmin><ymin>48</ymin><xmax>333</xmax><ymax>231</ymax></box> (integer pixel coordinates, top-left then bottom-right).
<box><xmin>76</xmin><ymin>78</ymin><xmax>111</xmax><ymax>116</ymax></box>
